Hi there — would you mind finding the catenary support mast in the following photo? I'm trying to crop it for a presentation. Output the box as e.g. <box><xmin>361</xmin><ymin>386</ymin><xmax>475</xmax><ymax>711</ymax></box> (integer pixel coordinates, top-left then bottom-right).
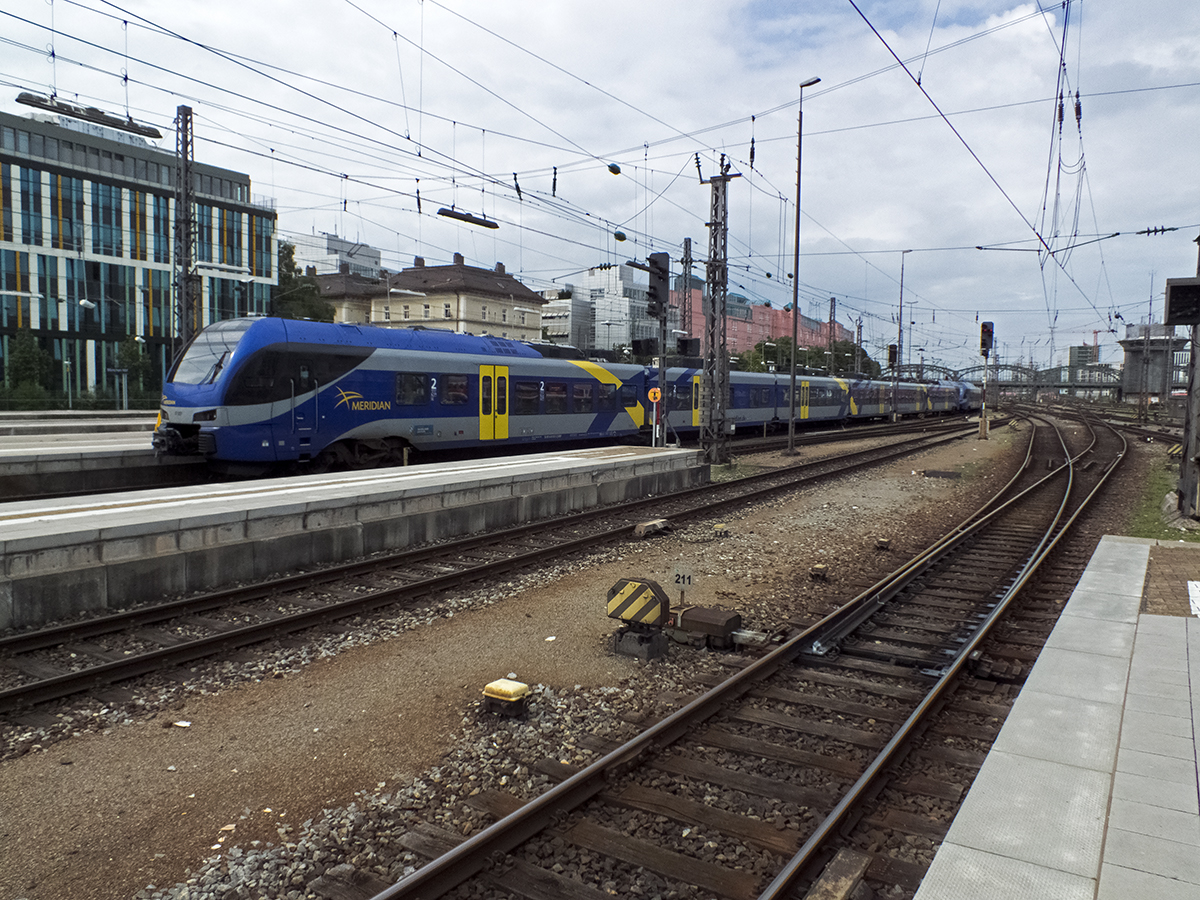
<box><xmin>701</xmin><ymin>156</ymin><xmax>738</xmax><ymax>465</ymax></box>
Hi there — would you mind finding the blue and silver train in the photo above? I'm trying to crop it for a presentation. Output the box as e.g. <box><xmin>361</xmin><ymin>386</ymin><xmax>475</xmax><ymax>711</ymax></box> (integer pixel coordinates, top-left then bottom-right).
<box><xmin>152</xmin><ymin>317</ymin><xmax>981</xmax><ymax>470</ymax></box>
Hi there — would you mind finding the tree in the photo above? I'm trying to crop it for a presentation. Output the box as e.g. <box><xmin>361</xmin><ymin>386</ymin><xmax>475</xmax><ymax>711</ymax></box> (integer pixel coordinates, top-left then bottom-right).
<box><xmin>117</xmin><ymin>335</ymin><xmax>155</xmax><ymax>393</ymax></box>
<box><xmin>274</xmin><ymin>241</ymin><xmax>335</xmax><ymax>322</ymax></box>
<box><xmin>7</xmin><ymin>330</ymin><xmax>51</xmax><ymax>388</ymax></box>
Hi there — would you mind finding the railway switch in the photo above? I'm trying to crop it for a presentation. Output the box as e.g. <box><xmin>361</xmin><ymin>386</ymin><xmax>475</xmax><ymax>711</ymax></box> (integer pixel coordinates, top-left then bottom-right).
<box><xmin>664</xmin><ymin>606</ymin><xmax>775</xmax><ymax>650</ymax></box>
<box><xmin>482</xmin><ymin>678</ymin><xmax>530</xmax><ymax>716</ymax></box>
<box><xmin>608</xmin><ymin>578</ymin><xmax>670</xmax><ymax>660</ymax></box>
<box><xmin>665</xmin><ymin>606</ymin><xmax>741</xmax><ymax>649</ymax></box>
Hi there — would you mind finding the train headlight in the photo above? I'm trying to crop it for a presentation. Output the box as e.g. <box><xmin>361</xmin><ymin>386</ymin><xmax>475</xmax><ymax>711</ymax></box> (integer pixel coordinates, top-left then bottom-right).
<box><xmin>193</xmin><ymin>409</ymin><xmax>217</xmax><ymax>422</ymax></box>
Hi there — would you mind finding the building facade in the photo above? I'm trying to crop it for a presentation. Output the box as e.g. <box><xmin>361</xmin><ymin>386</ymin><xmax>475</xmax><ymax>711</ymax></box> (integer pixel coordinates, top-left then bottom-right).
<box><xmin>317</xmin><ymin>253</ymin><xmax>544</xmax><ymax>342</ymax></box>
<box><xmin>572</xmin><ymin>264</ymin><xmax>670</xmax><ymax>352</ymax></box>
<box><xmin>536</xmin><ymin>264</ymin><xmax>856</xmax><ymax>360</ymax></box>
<box><xmin>0</xmin><ymin>110</ymin><xmax>276</xmax><ymax>396</ymax></box>
<box><xmin>540</xmin><ymin>288</ymin><xmax>592</xmax><ymax>350</ymax></box>
<box><xmin>673</xmin><ymin>276</ymin><xmax>853</xmax><ymax>356</ymax></box>
<box><xmin>286</xmin><ymin>231</ymin><xmax>381</xmax><ymax>279</ymax></box>
<box><xmin>1118</xmin><ymin>322</ymin><xmax>1189</xmax><ymax>406</ymax></box>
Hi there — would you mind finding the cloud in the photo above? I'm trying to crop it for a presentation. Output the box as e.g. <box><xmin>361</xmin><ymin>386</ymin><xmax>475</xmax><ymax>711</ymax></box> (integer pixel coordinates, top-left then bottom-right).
<box><xmin>1</xmin><ymin>0</ymin><xmax>1197</xmax><ymax>368</ymax></box>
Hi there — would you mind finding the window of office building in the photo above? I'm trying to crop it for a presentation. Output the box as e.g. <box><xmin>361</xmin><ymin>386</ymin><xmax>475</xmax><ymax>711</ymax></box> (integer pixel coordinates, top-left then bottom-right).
<box><xmin>219</xmin><ymin>208</ymin><xmax>242</xmax><ymax>268</ymax></box>
<box><xmin>0</xmin><ymin>163</ymin><xmax>11</xmax><ymax>242</ymax></box>
<box><xmin>130</xmin><ymin>191</ymin><xmax>148</xmax><ymax>261</ymax></box>
<box><xmin>50</xmin><ymin>174</ymin><xmax>84</xmax><ymax>252</ymax></box>
<box><xmin>91</xmin><ymin>182</ymin><xmax>122</xmax><ymax>257</ymax></box>
<box><xmin>251</xmin><ymin>215</ymin><xmax>272</xmax><ymax>278</ymax></box>
<box><xmin>38</xmin><ymin>254</ymin><xmax>59</xmax><ymax>330</ymax></box>
<box><xmin>196</xmin><ymin>205</ymin><xmax>213</xmax><ymax>263</ymax></box>
<box><xmin>443</xmin><ymin>303</ymin><xmax>452</xmax><ymax>319</ymax></box>
<box><xmin>19</xmin><ymin>167</ymin><xmax>42</xmax><ymax>246</ymax></box>
<box><xmin>153</xmin><ymin>195</ymin><xmax>170</xmax><ymax>264</ymax></box>
<box><xmin>0</xmin><ymin>249</ymin><xmax>30</xmax><ymax>329</ymax></box>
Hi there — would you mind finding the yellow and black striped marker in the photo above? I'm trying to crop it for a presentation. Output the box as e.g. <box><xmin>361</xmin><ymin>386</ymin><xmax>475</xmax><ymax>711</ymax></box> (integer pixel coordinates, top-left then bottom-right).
<box><xmin>607</xmin><ymin>578</ymin><xmax>669</xmax><ymax>627</ymax></box>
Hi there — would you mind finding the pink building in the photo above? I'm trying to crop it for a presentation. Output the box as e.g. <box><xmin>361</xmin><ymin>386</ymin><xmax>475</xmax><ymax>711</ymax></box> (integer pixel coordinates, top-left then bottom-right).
<box><xmin>673</xmin><ymin>284</ymin><xmax>853</xmax><ymax>353</ymax></box>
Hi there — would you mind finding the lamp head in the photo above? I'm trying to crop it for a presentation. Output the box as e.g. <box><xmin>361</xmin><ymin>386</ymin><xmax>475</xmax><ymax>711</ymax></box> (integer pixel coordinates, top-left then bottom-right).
<box><xmin>79</xmin><ymin>299</ymin><xmax>96</xmax><ymax>309</ymax></box>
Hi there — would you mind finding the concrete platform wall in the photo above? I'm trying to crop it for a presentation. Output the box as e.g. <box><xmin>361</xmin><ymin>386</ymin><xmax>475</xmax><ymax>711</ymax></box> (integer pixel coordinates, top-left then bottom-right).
<box><xmin>0</xmin><ymin>451</ymin><xmax>708</xmax><ymax>630</ymax></box>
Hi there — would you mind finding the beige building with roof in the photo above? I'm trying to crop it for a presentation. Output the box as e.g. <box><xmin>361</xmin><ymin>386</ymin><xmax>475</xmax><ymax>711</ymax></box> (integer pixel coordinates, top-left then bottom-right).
<box><xmin>316</xmin><ymin>252</ymin><xmax>544</xmax><ymax>342</ymax></box>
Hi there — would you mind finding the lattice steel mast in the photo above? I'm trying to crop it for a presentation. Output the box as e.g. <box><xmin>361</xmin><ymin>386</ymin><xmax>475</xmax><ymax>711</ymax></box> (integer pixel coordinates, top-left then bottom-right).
<box><xmin>173</xmin><ymin>105</ymin><xmax>198</xmax><ymax>357</ymax></box>
<box><xmin>701</xmin><ymin>155</ymin><xmax>739</xmax><ymax>465</ymax></box>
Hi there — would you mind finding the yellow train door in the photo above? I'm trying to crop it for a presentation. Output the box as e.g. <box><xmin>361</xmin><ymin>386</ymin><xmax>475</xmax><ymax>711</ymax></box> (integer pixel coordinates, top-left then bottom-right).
<box><xmin>691</xmin><ymin>375</ymin><xmax>701</xmax><ymax>427</ymax></box>
<box><xmin>800</xmin><ymin>381</ymin><xmax>810</xmax><ymax>419</ymax></box>
<box><xmin>479</xmin><ymin>365</ymin><xmax>509</xmax><ymax>440</ymax></box>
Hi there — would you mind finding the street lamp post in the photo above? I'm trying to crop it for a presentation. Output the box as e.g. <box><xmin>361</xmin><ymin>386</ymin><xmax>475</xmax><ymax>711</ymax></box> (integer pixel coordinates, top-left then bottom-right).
<box><xmin>764</xmin><ymin>342</ymin><xmax>776</xmax><ymax>373</ymax></box>
<box><xmin>787</xmin><ymin>75</ymin><xmax>821</xmax><ymax>455</ymax></box>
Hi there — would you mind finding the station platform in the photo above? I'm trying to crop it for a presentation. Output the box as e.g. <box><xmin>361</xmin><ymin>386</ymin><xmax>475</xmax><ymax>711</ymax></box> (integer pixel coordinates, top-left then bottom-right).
<box><xmin>0</xmin><ymin>445</ymin><xmax>707</xmax><ymax>631</ymax></box>
<box><xmin>0</xmin><ymin>414</ymin><xmax>190</xmax><ymax>497</ymax></box>
<box><xmin>0</xmin><ymin>410</ymin><xmax>157</xmax><ymax>436</ymax></box>
<box><xmin>915</xmin><ymin>535</ymin><xmax>1200</xmax><ymax>900</ymax></box>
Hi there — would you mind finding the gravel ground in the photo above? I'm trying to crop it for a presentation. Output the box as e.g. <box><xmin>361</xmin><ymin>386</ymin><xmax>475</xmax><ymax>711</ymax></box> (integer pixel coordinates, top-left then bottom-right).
<box><xmin>1</xmin><ymin>424</ymin><xmax>1153</xmax><ymax>900</ymax></box>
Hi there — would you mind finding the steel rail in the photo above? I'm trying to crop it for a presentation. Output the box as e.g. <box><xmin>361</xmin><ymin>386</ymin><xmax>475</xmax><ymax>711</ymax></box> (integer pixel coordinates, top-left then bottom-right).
<box><xmin>757</xmin><ymin>417</ymin><xmax>1126</xmax><ymax>898</ymax></box>
<box><xmin>0</xmin><ymin>428</ymin><xmax>978</xmax><ymax>712</ymax></box>
<box><xmin>797</xmin><ymin>417</ymin><xmax>1077</xmax><ymax>656</ymax></box>
<box><xmin>0</xmin><ymin>427</ymin><xmax>972</xmax><ymax>656</ymax></box>
<box><xmin>366</xmin><ymin>423</ymin><xmax>1038</xmax><ymax>900</ymax></box>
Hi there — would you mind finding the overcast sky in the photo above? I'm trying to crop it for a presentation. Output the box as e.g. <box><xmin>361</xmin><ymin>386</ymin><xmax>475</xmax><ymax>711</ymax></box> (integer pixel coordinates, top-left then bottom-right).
<box><xmin>2</xmin><ymin>0</ymin><xmax>1198</xmax><ymax>370</ymax></box>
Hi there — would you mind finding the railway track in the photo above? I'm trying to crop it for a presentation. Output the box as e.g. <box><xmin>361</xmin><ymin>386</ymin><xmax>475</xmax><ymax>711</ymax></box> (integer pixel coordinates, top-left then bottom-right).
<box><xmin>0</xmin><ymin>414</ymin><xmax>974</xmax><ymax>503</ymax></box>
<box><xmin>0</xmin><ymin>423</ymin><xmax>981</xmax><ymax>716</ymax></box>
<box><xmin>365</xmin><ymin>413</ymin><xmax>1125</xmax><ymax>899</ymax></box>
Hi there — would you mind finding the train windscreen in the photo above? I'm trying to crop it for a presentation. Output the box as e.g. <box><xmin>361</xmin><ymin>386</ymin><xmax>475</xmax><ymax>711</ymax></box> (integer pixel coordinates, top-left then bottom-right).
<box><xmin>168</xmin><ymin>319</ymin><xmax>255</xmax><ymax>384</ymax></box>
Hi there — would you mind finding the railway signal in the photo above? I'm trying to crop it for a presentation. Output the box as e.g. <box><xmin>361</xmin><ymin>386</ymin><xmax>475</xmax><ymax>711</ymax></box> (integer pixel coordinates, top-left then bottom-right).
<box><xmin>646</xmin><ymin>251</ymin><xmax>669</xmax><ymax>321</ymax></box>
<box><xmin>979</xmin><ymin>322</ymin><xmax>994</xmax><ymax>440</ymax></box>
<box><xmin>980</xmin><ymin>321</ymin><xmax>994</xmax><ymax>358</ymax></box>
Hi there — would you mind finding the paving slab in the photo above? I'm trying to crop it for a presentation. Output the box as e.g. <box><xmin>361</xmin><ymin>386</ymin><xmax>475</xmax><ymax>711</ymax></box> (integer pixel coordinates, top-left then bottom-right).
<box><xmin>914</xmin><ymin>537</ymin><xmax>1200</xmax><ymax>900</ymax></box>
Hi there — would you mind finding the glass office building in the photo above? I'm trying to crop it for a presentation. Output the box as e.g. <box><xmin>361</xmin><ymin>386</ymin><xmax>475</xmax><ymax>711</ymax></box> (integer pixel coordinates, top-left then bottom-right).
<box><xmin>0</xmin><ymin>109</ymin><xmax>277</xmax><ymax>396</ymax></box>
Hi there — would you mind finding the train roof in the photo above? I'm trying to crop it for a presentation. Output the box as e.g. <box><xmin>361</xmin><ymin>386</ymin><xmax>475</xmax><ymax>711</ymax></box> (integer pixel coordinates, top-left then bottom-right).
<box><xmin>230</xmin><ymin>317</ymin><xmax>547</xmax><ymax>359</ymax></box>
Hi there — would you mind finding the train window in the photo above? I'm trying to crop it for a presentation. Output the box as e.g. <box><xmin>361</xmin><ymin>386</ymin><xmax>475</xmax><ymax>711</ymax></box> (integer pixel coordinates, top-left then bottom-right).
<box><xmin>496</xmin><ymin>377</ymin><xmax>507</xmax><ymax>414</ymax></box>
<box><xmin>620</xmin><ymin>384</ymin><xmax>637</xmax><ymax>407</ymax></box>
<box><xmin>442</xmin><ymin>374</ymin><xmax>470</xmax><ymax>405</ymax></box>
<box><xmin>481</xmin><ymin>375</ymin><xmax>492</xmax><ymax>416</ymax></box>
<box><xmin>598</xmin><ymin>383</ymin><xmax>617</xmax><ymax>411</ymax></box>
<box><xmin>223</xmin><ymin>344</ymin><xmax>372</xmax><ymax>405</ymax></box>
<box><xmin>169</xmin><ymin>318</ymin><xmax>254</xmax><ymax>384</ymax></box>
<box><xmin>513</xmin><ymin>382</ymin><xmax>539</xmax><ymax>414</ymax></box>
<box><xmin>396</xmin><ymin>373</ymin><xmax>430</xmax><ymax>405</ymax></box>
<box><xmin>670</xmin><ymin>383</ymin><xmax>690</xmax><ymax>410</ymax></box>
<box><xmin>545</xmin><ymin>382</ymin><xmax>568</xmax><ymax>414</ymax></box>
<box><xmin>574</xmin><ymin>383</ymin><xmax>594</xmax><ymax>413</ymax></box>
